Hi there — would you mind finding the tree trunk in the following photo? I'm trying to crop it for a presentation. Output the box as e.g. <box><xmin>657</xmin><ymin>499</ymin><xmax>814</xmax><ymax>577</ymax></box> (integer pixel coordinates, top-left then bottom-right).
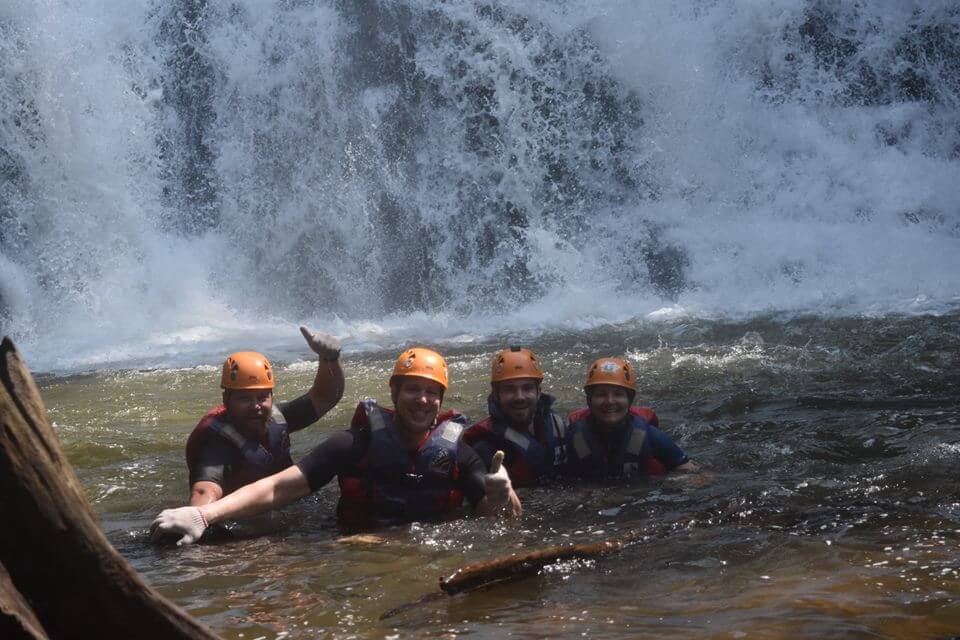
<box><xmin>0</xmin><ymin>337</ymin><xmax>219</xmax><ymax>639</ymax></box>
<box><xmin>0</xmin><ymin>562</ymin><xmax>47</xmax><ymax>640</ymax></box>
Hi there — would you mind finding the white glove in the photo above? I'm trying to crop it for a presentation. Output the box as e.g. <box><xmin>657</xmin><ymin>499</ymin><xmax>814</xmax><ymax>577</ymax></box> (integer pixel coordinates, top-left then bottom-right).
<box><xmin>150</xmin><ymin>507</ymin><xmax>207</xmax><ymax>546</ymax></box>
<box><xmin>483</xmin><ymin>450</ymin><xmax>512</xmax><ymax>506</ymax></box>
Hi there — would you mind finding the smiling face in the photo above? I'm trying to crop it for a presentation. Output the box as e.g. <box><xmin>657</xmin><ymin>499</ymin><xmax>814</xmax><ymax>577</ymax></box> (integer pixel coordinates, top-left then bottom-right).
<box><xmin>391</xmin><ymin>376</ymin><xmax>443</xmax><ymax>439</ymax></box>
<box><xmin>223</xmin><ymin>388</ymin><xmax>274</xmax><ymax>439</ymax></box>
<box><xmin>495</xmin><ymin>378</ymin><xmax>540</xmax><ymax>429</ymax></box>
<box><xmin>587</xmin><ymin>384</ymin><xmax>631</xmax><ymax>429</ymax></box>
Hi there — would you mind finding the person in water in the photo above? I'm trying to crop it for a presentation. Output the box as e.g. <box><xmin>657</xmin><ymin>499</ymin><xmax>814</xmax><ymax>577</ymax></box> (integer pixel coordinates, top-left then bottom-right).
<box><xmin>463</xmin><ymin>346</ymin><xmax>566</xmax><ymax>486</ymax></box>
<box><xmin>152</xmin><ymin>347</ymin><xmax>521</xmax><ymax>545</ymax></box>
<box><xmin>186</xmin><ymin>327</ymin><xmax>344</xmax><ymax>507</ymax></box>
<box><xmin>564</xmin><ymin>357</ymin><xmax>696</xmax><ymax>479</ymax></box>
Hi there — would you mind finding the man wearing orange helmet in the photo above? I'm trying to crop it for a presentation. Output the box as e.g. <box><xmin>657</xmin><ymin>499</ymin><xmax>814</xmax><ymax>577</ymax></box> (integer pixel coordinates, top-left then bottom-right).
<box><xmin>152</xmin><ymin>347</ymin><xmax>520</xmax><ymax>545</ymax></box>
<box><xmin>464</xmin><ymin>346</ymin><xmax>566</xmax><ymax>486</ymax></box>
<box><xmin>185</xmin><ymin>327</ymin><xmax>344</xmax><ymax>506</ymax></box>
<box><xmin>565</xmin><ymin>357</ymin><xmax>696</xmax><ymax>479</ymax></box>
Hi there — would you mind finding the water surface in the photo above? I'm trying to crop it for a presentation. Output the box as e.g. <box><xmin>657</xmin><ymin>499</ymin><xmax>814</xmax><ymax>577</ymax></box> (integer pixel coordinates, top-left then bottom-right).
<box><xmin>39</xmin><ymin>314</ymin><xmax>960</xmax><ymax>639</ymax></box>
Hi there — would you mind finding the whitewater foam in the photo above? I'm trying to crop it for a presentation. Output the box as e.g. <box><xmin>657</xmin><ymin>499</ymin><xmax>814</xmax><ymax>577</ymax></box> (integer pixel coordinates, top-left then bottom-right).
<box><xmin>1</xmin><ymin>1</ymin><xmax>958</xmax><ymax>372</ymax></box>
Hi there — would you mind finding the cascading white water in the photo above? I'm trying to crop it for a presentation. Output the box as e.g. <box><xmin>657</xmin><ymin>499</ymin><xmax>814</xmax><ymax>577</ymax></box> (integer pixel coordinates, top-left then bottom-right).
<box><xmin>1</xmin><ymin>0</ymin><xmax>958</xmax><ymax>372</ymax></box>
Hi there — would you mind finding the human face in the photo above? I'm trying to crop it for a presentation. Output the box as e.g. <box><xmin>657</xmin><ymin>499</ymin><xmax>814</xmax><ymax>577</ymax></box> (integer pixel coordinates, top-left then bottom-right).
<box><xmin>224</xmin><ymin>388</ymin><xmax>274</xmax><ymax>438</ymax></box>
<box><xmin>495</xmin><ymin>378</ymin><xmax>540</xmax><ymax>429</ymax></box>
<box><xmin>392</xmin><ymin>377</ymin><xmax>443</xmax><ymax>437</ymax></box>
<box><xmin>587</xmin><ymin>385</ymin><xmax>631</xmax><ymax>429</ymax></box>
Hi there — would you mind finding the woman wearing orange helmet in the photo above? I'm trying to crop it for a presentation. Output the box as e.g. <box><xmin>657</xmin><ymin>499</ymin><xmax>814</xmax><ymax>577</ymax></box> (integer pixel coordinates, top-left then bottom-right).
<box><xmin>152</xmin><ymin>347</ymin><xmax>520</xmax><ymax>545</ymax></box>
<box><xmin>565</xmin><ymin>357</ymin><xmax>696</xmax><ymax>479</ymax></box>
<box><xmin>185</xmin><ymin>327</ymin><xmax>344</xmax><ymax>508</ymax></box>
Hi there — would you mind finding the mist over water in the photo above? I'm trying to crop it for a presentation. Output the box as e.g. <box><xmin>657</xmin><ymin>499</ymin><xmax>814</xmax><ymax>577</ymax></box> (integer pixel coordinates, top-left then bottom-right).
<box><xmin>1</xmin><ymin>0</ymin><xmax>959</xmax><ymax>372</ymax></box>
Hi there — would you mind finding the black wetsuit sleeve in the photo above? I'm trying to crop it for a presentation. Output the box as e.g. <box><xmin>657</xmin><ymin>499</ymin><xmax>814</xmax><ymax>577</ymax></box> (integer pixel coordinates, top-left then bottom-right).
<box><xmin>188</xmin><ymin>436</ymin><xmax>236</xmax><ymax>487</ymax></box>
<box><xmin>458</xmin><ymin>443</ymin><xmax>488</xmax><ymax>507</ymax></box>
<box><xmin>295</xmin><ymin>428</ymin><xmax>368</xmax><ymax>492</ymax></box>
<box><xmin>277</xmin><ymin>393</ymin><xmax>320</xmax><ymax>433</ymax></box>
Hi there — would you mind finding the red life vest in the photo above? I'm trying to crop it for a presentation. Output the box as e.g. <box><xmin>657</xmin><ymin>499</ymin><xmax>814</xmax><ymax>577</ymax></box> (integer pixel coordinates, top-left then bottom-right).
<box><xmin>185</xmin><ymin>404</ymin><xmax>292</xmax><ymax>494</ymax></box>
<box><xmin>463</xmin><ymin>394</ymin><xmax>565</xmax><ymax>486</ymax></box>
<box><xmin>565</xmin><ymin>406</ymin><xmax>666</xmax><ymax>478</ymax></box>
<box><xmin>337</xmin><ymin>399</ymin><xmax>467</xmax><ymax>528</ymax></box>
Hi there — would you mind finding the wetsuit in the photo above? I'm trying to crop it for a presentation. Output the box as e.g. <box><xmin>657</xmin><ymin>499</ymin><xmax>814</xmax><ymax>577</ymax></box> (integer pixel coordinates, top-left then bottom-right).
<box><xmin>464</xmin><ymin>394</ymin><xmax>565</xmax><ymax>486</ymax></box>
<box><xmin>564</xmin><ymin>407</ymin><xmax>689</xmax><ymax>479</ymax></box>
<box><xmin>296</xmin><ymin>400</ymin><xmax>487</xmax><ymax>528</ymax></box>
<box><xmin>187</xmin><ymin>394</ymin><xmax>319</xmax><ymax>494</ymax></box>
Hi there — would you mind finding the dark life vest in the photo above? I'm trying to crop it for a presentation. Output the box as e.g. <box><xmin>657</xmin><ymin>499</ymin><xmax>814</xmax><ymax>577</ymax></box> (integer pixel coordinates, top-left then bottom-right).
<box><xmin>185</xmin><ymin>404</ymin><xmax>292</xmax><ymax>493</ymax></box>
<box><xmin>337</xmin><ymin>399</ymin><xmax>467</xmax><ymax>527</ymax></box>
<box><xmin>463</xmin><ymin>393</ymin><xmax>565</xmax><ymax>486</ymax></box>
<box><xmin>565</xmin><ymin>406</ymin><xmax>666</xmax><ymax>479</ymax></box>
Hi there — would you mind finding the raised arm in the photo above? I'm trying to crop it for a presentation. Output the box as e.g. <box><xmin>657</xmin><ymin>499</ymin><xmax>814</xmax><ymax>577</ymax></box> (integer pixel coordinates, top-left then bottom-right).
<box><xmin>299</xmin><ymin>326</ymin><xmax>345</xmax><ymax>417</ymax></box>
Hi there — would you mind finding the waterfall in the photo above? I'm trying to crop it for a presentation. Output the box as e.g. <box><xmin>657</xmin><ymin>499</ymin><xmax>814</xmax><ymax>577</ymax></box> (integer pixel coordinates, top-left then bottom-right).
<box><xmin>2</xmin><ymin>0</ymin><xmax>958</xmax><ymax>371</ymax></box>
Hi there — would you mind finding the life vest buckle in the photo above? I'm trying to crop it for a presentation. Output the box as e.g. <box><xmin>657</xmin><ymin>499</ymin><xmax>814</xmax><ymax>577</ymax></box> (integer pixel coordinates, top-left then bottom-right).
<box><xmin>401</xmin><ymin>472</ymin><xmax>425</xmax><ymax>488</ymax></box>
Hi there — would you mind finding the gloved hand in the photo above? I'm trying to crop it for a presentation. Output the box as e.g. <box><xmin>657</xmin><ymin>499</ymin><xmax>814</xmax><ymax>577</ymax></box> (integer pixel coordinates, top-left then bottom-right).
<box><xmin>484</xmin><ymin>450</ymin><xmax>522</xmax><ymax>516</ymax></box>
<box><xmin>149</xmin><ymin>506</ymin><xmax>207</xmax><ymax>546</ymax></box>
<box><xmin>299</xmin><ymin>326</ymin><xmax>341</xmax><ymax>362</ymax></box>
<box><xmin>484</xmin><ymin>450</ymin><xmax>512</xmax><ymax>505</ymax></box>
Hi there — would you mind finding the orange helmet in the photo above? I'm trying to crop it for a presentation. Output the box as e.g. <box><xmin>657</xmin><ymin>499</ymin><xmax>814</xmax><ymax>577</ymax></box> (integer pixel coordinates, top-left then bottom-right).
<box><xmin>221</xmin><ymin>351</ymin><xmax>275</xmax><ymax>390</ymax></box>
<box><xmin>389</xmin><ymin>347</ymin><xmax>449</xmax><ymax>390</ymax></box>
<box><xmin>584</xmin><ymin>357</ymin><xmax>636</xmax><ymax>392</ymax></box>
<box><xmin>490</xmin><ymin>346</ymin><xmax>544</xmax><ymax>383</ymax></box>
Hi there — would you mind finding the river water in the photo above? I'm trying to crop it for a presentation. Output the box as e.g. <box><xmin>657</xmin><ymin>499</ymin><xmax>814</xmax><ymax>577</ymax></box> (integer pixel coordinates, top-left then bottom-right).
<box><xmin>36</xmin><ymin>312</ymin><xmax>960</xmax><ymax>639</ymax></box>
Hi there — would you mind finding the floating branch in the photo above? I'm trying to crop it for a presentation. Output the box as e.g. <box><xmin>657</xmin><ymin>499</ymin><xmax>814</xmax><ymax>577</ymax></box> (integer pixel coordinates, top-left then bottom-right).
<box><xmin>439</xmin><ymin>531</ymin><xmax>645</xmax><ymax>595</ymax></box>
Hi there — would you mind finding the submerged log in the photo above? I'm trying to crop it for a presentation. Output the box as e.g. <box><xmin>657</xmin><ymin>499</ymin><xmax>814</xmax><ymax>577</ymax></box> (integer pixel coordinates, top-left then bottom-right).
<box><xmin>439</xmin><ymin>531</ymin><xmax>645</xmax><ymax>595</ymax></box>
<box><xmin>0</xmin><ymin>337</ymin><xmax>219</xmax><ymax>639</ymax></box>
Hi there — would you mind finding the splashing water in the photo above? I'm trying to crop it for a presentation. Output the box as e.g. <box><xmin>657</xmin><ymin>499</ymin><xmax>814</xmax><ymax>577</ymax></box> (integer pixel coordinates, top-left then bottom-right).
<box><xmin>1</xmin><ymin>0</ymin><xmax>959</xmax><ymax>372</ymax></box>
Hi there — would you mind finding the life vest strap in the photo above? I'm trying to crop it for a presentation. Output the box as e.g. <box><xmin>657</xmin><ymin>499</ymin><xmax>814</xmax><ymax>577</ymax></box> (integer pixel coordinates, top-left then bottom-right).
<box><xmin>270</xmin><ymin>405</ymin><xmax>287</xmax><ymax>426</ymax></box>
<box><xmin>368</xmin><ymin>405</ymin><xmax>389</xmax><ymax>432</ymax></box>
<box><xmin>550</xmin><ymin>412</ymin><xmax>566</xmax><ymax>440</ymax></box>
<box><xmin>625</xmin><ymin>425</ymin><xmax>647</xmax><ymax>456</ymax></box>
<box><xmin>572</xmin><ymin>430</ymin><xmax>591</xmax><ymax>460</ymax></box>
<box><xmin>504</xmin><ymin>426</ymin><xmax>534</xmax><ymax>451</ymax></box>
<box><xmin>438</xmin><ymin>420</ymin><xmax>463</xmax><ymax>443</ymax></box>
<box><xmin>208</xmin><ymin>420</ymin><xmax>247</xmax><ymax>450</ymax></box>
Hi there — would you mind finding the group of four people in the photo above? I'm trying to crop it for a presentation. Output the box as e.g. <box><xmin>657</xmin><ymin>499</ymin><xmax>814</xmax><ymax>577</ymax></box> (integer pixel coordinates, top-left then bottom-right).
<box><xmin>151</xmin><ymin>328</ymin><xmax>696</xmax><ymax>545</ymax></box>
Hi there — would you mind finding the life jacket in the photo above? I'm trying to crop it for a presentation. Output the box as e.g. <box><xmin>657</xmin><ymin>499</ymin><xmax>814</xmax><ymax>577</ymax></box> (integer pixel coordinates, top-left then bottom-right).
<box><xmin>185</xmin><ymin>404</ymin><xmax>292</xmax><ymax>493</ymax></box>
<box><xmin>463</xmin><ymin>393</ymin><xmax>565</xmax><ymax>486</ymax></box>
<box><xmin>337</xmin><ymin>399</ymin><xmax>467</xmax><ymax>527</ymax></box>
<box><xmin>565</xmin><ymin>406</ymin><xmax>666</xmax><ymax>478</ymax></box>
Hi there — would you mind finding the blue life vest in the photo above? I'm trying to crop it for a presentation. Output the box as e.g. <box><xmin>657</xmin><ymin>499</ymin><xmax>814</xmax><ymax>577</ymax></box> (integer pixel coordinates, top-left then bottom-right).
<box><xmin>565</xmin><ymin>407</ymin><xmax>666</xmax><ymax>478</ymax></box>
<box><xmin>464</xmin><ymin>394</ymin><xmax>565</xmax><ymax>486</ymax></box>
<box><xmin>338</xmin><ymin>399</ymin><xmax>467</xmax><ymax>526</ymax></box>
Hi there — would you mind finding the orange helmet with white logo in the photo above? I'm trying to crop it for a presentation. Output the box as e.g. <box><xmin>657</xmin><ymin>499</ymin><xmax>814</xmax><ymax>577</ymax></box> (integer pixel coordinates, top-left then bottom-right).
<box><xmin>584</xmin><ymin>357</ymin><xmax>636</xmax><ymax>392</ymax></box>
<box><xmin>221</xmin><ymin>351</ymin><xmax>275</xmax><ymax>390</ymax></box>
<box><xmin>490</xmin><ymin>346</ymin><xmax>544</xmax><ymax>384</ymax></box>
<box><xmin>389</xmin><ymin>347</ymin><xmax>449</xmax><ymax>389</ymax></box>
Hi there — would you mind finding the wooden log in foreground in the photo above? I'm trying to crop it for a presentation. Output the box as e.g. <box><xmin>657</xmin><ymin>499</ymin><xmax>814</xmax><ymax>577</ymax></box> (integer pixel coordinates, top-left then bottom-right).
<box><xmin>439</xmin><ymin>531</ymin><xmax>645</xmax><ymax>595</ymax></box>
<box><xmin>0</xmin><ymin>563</ymin><xmax>46</xmax><ymax>640</ymax></box>
<box><xmin>0</xmin><ymin>337</ymin><xmax>219</xmax><ymax>640</ymax></box>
